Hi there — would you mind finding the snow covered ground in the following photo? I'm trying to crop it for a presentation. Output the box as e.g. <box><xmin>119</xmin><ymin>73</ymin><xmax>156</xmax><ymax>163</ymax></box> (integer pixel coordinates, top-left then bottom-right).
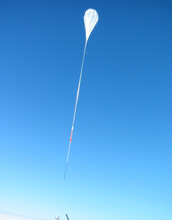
<box><xmin>0</xmin><ymin>212</ymin><xmax>43</xmax><ymax>220</ymax></box>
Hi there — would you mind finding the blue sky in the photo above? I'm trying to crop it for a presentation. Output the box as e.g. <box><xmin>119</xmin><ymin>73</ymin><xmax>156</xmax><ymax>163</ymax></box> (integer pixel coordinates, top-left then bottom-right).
<box><xmin>0</xmin><ymin>1</ymin><xmax>172</xmax><ymax>220</ymax></box>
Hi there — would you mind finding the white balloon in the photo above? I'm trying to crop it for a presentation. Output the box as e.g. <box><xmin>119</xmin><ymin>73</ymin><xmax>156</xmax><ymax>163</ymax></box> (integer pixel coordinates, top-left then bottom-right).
<box><xmin>63</xmin><ymin>9</ymin><xmax>99</xmax><ymax>181</ymax></box>
<box><xmin>84</xmin><ymin>9</ymin><xmax>99</xmax><ymax>42</ymax></box>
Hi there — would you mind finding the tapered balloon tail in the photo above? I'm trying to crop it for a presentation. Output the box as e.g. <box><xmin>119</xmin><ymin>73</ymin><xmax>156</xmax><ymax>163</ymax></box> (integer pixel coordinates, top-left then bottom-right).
<box><xmin>63</xmin><ymin>162</ymin><xmax>68</xmax><ymax>182</ymax></box>
<box><xmin>63</xmin><ymin>42</ymin><xmax>87</xmax><ymax>181</ymax></box>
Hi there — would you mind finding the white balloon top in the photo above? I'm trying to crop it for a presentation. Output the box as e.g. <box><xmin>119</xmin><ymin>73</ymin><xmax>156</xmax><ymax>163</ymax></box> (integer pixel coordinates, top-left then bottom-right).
<box><xmin>84</xmin><ymin>9</ymin><xmax>99</xmax><ymax>42</ymax></box>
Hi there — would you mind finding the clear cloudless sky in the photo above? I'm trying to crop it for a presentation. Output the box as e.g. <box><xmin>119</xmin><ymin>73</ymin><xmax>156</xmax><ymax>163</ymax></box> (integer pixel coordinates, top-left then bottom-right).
<box><xmin>0</xmin><ymin>0</ymin><xmax>172</xmax><ymax>220</ymax></box>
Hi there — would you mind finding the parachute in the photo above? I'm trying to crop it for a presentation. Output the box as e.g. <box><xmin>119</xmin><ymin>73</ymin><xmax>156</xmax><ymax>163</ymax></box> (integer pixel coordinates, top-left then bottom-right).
<box><xmin>63</xmin><ymin>9</ymin><xmax>99</xmax><ymax>182</ymax></box>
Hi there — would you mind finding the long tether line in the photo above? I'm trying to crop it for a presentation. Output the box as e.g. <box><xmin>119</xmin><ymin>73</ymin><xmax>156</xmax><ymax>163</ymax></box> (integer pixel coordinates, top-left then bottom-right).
<box><xmin>63</xmin><ymin>40</ymin><xmax>87</xmax><ymax>182</ymax></box>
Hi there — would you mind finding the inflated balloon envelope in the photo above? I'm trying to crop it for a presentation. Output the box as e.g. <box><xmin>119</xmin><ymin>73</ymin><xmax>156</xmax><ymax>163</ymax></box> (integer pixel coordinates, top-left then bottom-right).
<box><xmin>84</xmin><ymin>9</ymin><xmax>99</xmax><ymax>42</ymax></box>
<box><xmin>63</xmin><ymin>9</ymin><xmax>99</xmax><ymax>181</ymax></box>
